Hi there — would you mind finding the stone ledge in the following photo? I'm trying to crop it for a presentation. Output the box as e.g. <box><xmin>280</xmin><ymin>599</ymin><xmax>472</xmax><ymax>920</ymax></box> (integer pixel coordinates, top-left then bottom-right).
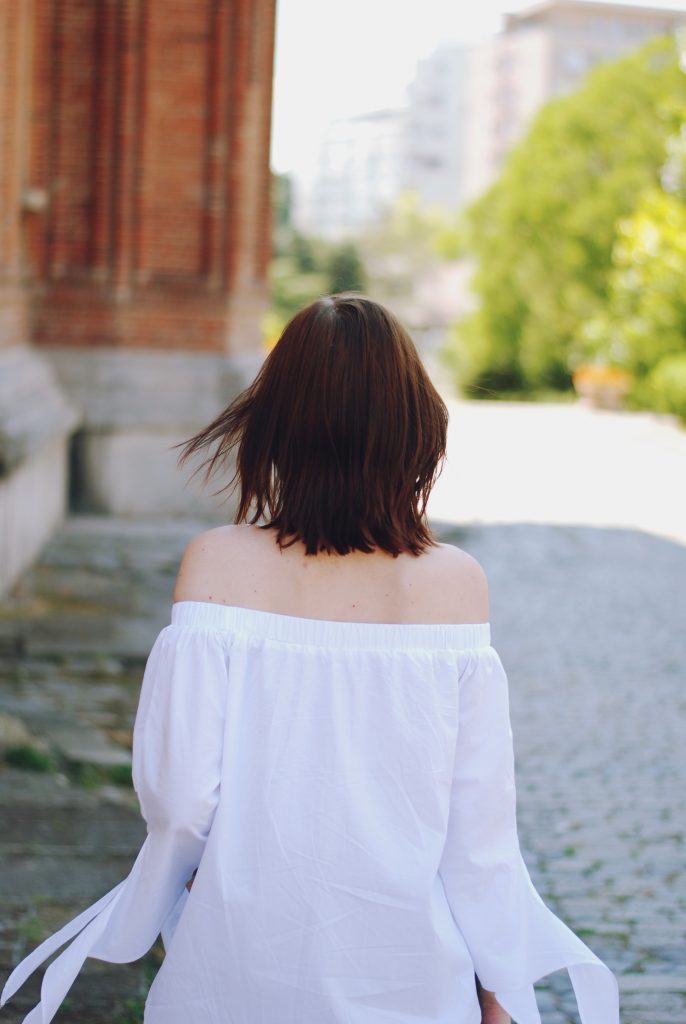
<box><xmin>45</xmin><ymin>346</ymin><xmax>261</xmax><ymax>430</ymax></box>
<box><xmin>38</xmin><ymin>720</ymin><xmax>132</xmax><ymax>769</ymax></box>
<box><xmin>0</xmin><ymin>346</ymin><xmax>79</xmax><ymax>478</ymax></box>
<box><xmin>42</xmin><ymin>346</ymin><xmax>256</xmax><ymax>515</ymax></box>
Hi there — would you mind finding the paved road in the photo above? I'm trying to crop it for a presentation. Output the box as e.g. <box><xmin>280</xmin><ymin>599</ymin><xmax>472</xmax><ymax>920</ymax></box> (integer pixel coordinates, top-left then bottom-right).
<box><xmin>0</xmin><ymin>399</ymin><xmax>684</xmax><ymax>1023</ymax></box>
<box><xmin>430</xmin><ymin>398</ymin><xmax>686</xmax><ymax>546</ymax></box>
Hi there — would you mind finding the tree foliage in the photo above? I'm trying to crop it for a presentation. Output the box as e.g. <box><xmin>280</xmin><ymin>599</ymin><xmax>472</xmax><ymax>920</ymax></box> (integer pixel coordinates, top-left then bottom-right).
<box><xmin>446</xmin><ymin>35</ymin><xmax>686</xmax><ymax>396</ymax></box>
<box><xmin>645</xmin><ymin>351</ymin><xmax>686</xmax><ymax>422</ymax></box>
<box><xmin>267</xmin><ymin>230</ymin><xmax>368</xmax><ymax>343</ymax></box>
<box><xmin>266</xmin><ymin>167</ymin><xmax>370</xmax><ymax>340</ymax></box>
<box><xmin>272</xmin><ymin>173</ymin><xmax>293</xmax><ymax>232</ymax></box>
<box><xmin>579</xmin><ymin>188</ymin><xmax>686</xmax><ymax>376</ymax></box>
<box><xmin>579</xmin><ymin>186</ymin><xmax>686</xmax><ymax>420</ymax></box>
<box><xmin>326</xmin><ymin>241</ymin><xmax>367</xmax><ymax>294</ymax></box>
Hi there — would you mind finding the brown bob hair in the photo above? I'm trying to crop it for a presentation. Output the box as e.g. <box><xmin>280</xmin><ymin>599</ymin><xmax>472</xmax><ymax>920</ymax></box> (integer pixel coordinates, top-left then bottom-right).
<box><xmin>179</xmin><ymin>294</ymin><xmax>448</xmax><ymax>556</ymax></box>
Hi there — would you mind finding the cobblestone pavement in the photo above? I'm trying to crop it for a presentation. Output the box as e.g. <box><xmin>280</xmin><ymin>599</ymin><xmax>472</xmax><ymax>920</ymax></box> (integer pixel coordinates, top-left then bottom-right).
<box><xmin>1</xmin><ymin>400</ymin><xmax>685</xmax><ymax>1023</ymax></box>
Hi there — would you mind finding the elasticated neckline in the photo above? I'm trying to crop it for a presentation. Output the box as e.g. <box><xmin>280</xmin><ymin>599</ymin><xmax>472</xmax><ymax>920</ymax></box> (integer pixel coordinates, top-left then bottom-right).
<box><xmin>171</xmin><ymin>600</ymin><xmax>491</xmax><ymax>651</ymax></box>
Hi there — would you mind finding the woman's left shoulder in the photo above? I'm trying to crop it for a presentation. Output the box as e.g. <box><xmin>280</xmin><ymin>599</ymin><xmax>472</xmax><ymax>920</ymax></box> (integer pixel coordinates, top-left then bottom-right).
<box><xmin>420</xmin><ymin>542</ymin><xmax>489</xmax><ymax>623</ymax></box>
<box><xmin>431</xmin><ymin>542</ymin><xmax>488</xmax><ymax>585</ymax></box>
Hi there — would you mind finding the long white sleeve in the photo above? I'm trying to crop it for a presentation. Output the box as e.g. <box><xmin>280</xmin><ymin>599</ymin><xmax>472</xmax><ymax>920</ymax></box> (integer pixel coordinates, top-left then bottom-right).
<box><xmin>439</xmin><ymin>645</ymin><xmax>620</xmax><ymax>1024</ymax></box>
<box><xmin>132</xmin><ymin>621</ymin><xmax>228</xmax><ymax>846</ymax></box>
<box><xmin>92</xmin><ymin>620</ymin><xmax>230</xmax><ymax>959</ymax></box>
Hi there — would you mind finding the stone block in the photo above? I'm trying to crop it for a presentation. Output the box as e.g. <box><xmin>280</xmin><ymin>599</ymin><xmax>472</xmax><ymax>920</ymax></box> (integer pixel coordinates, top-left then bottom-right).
<box><xmin>0</xmin><ymin>713</ymin><xmax>32</xmax><ymax>751</ymax></box>
<box><xmin>0</xmin><ymin>346</ymin><xmax>79</xmax><ymax>594</ymax></box>
<box><xmin>0</xmin><ymin>346</ymin><xmax>78</xmax><ymax>476</ymax></box>
<box><xmin>0</xmin><ymin>436</ymin><xmax>71</xmax><ymax>597</ymax></box>
<box><xmin>44</xmin><ymin>346</ymin><xmax>260</xmax><ymax>516</ymax></box>
<box><xmin>39</xmin><ymin>720</ymin><xmax>131</xmax><ymax>769</ymax></box>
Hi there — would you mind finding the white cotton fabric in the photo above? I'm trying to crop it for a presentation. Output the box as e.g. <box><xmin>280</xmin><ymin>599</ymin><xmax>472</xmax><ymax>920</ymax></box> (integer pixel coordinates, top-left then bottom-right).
<box><xmin>1</xmin><ymin>601</ymin><xmax>620</xmax><ymax>1024</ymax></box>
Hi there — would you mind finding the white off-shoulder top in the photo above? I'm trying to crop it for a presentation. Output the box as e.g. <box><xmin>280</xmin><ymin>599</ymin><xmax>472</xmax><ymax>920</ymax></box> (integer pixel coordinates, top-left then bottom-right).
<box><xmin>2</xmin><ymin>601</ymin><xmax>620</xmax><ymax>1024</ymax></box>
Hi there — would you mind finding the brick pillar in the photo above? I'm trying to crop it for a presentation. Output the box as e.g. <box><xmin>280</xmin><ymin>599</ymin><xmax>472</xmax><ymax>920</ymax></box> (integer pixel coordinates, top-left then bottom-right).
<box><xmin>0</xmin><ymin>0</ymin><xmax>31</xmax><ymax>347</ymax></box>
<box><xmin>21</xmin><ymin>0</ymin><xmax>277</xmax><ymax>515</ymax></box>
<box><xmin>27</xmin><ymin>0</ymin><xmax>275</xmax><ymax>353</ymax></box>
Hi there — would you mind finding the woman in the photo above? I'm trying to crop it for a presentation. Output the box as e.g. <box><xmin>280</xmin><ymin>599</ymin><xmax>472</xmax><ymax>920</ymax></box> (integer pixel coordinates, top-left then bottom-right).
<box><xmin>1</xmin><ymin>295</ymin><xmax>619</xmax><ymax>1024</ymax></box>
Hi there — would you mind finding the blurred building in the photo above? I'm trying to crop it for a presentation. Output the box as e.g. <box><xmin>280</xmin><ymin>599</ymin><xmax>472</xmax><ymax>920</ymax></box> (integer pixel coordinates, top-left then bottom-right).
<box><xmin>403</xmin><ymin>46</ymin><xmax>471</xmax><ymax>210</ymax></box>
<box><xmin>463</xmin><ymin>0</ymin><xmax>686</xmax><ymax>201</ymax></box>
<box><xmin>307</xmin><ymin>50</ymin><xmax>471</xmax><ymax>235</ymax></box>
<box><xmin>0</xmin><ymin>0</ymin><xmax>276</xmax><ymax>594</ymax></box>
<box><xmin>309</xmin><ymin>110</ymin><xmax>406</xmax><ymax>239</ymax></box>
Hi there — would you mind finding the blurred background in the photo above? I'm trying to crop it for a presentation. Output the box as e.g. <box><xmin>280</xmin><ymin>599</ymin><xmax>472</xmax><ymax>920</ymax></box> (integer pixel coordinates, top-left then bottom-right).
<box><xmin>0</xmin><ymin>2</ymin><xmax>685</xmax><ymax>1022</ymax></box>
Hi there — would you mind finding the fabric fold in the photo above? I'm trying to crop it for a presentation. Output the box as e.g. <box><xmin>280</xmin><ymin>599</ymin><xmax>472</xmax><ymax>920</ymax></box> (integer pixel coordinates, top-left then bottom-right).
<box><xmin>494</xmin><ymin>945</ymin><xmax>620</xmax><ymax>1024</ymax></box>
<box><xmin>0</xmin><ymin>882</ymin><xmax>125</xmax><ymax>1009</ymax></box>
<box><xmin>19</xmin><ymin>892</ymin><xmax>121</xmax><ymax>1024</ymax></box>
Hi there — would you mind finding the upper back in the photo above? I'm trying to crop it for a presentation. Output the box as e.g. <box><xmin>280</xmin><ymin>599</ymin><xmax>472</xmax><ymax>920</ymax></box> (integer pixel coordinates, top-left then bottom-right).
<box><xmin>174</xmin><ymin>525</ymin><xmax>489</xmax><ymax>626</ymax></box>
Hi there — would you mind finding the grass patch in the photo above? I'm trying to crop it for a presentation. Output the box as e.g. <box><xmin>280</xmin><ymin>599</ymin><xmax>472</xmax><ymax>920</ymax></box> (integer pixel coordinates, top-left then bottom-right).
<box><xmin>115</xmin><ymin>961</ymin><xmax>157</xmax><ymax>1024</ymax></box>
<box><xmin>116</xmin><ymin>993</ymin><xmax>146</xmax><ymax>1024</ymax></box>
<box><xmin>108</xmin><ymin>763</ymin><xmax>133</xmax><ymax>787</ymax></box>
<box><xmin>69</xmin><ymin>760</ymin><xmax>133</xmax><ymax>789</ymax></box>
<box><xmin>17</xmin><ymin>909</ymin><xmax>46</xmax><ymax>947</ymax></box>
<box><xmin>4</xmin><ymin>744</ymin><xmax>54</xmax><ymax>773</ymax></box>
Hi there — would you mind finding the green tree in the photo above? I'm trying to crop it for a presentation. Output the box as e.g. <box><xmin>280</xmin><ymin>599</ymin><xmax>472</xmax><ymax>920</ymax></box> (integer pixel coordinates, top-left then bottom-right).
<box><xmin>326</xmin><ymin>241</ymin><xmax>367</xmax><ymax>294</ymax></box>
<box><xmin>272</xmin><ymin>173</ymin><xmax>293</xmax><ymax>231</ymax></box>
<box><xmin>267</xmin><ymin>233</ymin><xmax>367</xmax><ymax>342</ymax></box>
<box><xmin>579</xmin><ymin>188</ymin><xmax>686</xmax><ymax>376</ymax></box>
<box><xmin>291</xmin><ymin>232</ymin><xmax>317</xmax><ymax>273</ymax></box>
<box><xmin>445</xmin><ymin>35</ymin><xmax>686</xmax><ymax>396</ymax></box>
<box><xmin>578</xmin><ymin>187</ymin><xmax>686</xmax><ymax>419</ymax></box>
<box><xmin>268</xmin><ymin>255</ymin><xmax>327</xmax><ymax>329</ymax></box>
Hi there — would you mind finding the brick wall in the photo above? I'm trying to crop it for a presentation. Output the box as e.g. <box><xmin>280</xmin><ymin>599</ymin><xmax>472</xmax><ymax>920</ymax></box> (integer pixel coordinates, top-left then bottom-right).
<box><xmin>13</xmin><ymin>0</ymin><xmax>276</xmax><ymax>354</ymax></box>
<box><xmin>0</xmin><ymin>0</ymin><xmax>31</xmax><ymax>348</ymax></box>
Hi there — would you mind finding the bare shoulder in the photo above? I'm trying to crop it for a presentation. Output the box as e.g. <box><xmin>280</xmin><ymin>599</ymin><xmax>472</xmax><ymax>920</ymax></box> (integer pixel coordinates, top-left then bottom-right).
<box><xmin>419</xmin><ymin>542</ymin><xmax>490</xmax><ymax>623</ymax></box>
<box><xmin>432</xmin><ymin>541</ymin><xmax>488</xmax><ymax>581</ymax></box>
<box><xmin>173</xmin><ymin>524</ymin><xmax>255</xmax><ymax>604</ymax></box>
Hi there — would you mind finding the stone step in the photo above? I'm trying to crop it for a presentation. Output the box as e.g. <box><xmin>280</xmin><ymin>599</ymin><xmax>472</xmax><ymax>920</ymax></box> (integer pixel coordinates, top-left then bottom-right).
<box><xmin>0</xmin><ymin>799</ymin><xmax>143</xmax><ymax>849</ymax></box>
<box><xmin>37</xmin><ymin>719</ymin><xmax>132</xmax><ymax>769</ymax></box>
<box><xmin>0</xmin><ymin>960</ymin><xmax>153</xmax><ymax>1024</ymax></box>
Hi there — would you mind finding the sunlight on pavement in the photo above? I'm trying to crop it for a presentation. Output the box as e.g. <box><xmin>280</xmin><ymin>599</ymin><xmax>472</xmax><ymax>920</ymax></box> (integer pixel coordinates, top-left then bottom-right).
<box><xmin>428</xmin><ymin>400</ymin><xmax>686</xmax><ymax>547</ymax></box>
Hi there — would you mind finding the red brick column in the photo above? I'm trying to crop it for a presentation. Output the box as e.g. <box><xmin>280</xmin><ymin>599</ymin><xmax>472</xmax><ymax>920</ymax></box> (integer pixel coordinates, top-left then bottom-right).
<box><xmin>0</xmin><ymin>0</ymin><xmax>32</xmax><ymax>348</ymax></box>
<box><xmin>26</xmin><ymin>0</ymin><xmax>276</xmax><ymax>354</ymax></box>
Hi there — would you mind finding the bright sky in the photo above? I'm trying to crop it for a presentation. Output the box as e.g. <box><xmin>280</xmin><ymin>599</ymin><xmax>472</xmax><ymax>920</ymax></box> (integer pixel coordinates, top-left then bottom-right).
<box><xmin>271</xmin><ymin>0</ymin><xmax>686</xmax><ymax>181</ymax></box>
